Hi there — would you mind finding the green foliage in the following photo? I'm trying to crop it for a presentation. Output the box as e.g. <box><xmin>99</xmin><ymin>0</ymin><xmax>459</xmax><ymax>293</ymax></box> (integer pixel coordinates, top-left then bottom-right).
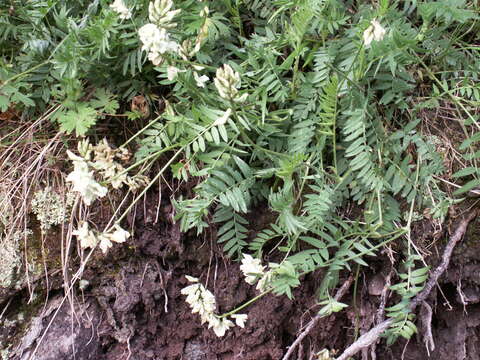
<box><xmin>0</xmin><ymin>0</ymin><xmax>148</xmax><ymax>127</ymax></box>
<box><xmin>57</xmin><ymin>104</ymin><xmax>97</xmax><ymax>136</ymax></box>
<box><xmin>52</xmin><ymin>88</ymin><xmax>120</xmax><ymax>136</ymax></box>
<box><xmin>214</xmin><ymin>205</ymin><xmax>249</xmax><ymax>258</ymax></box>
<box><xmin>385</xmin><ymin>255</ymin><xmax>429</xmax><ymax>343</ymax></box>
<box><xmin>129</xmin><ymin>0</ymin><xmax>474</xmax><ymax>340</ymax></box>
<box><xmin>452</xmin><ymin>129</ymin><xmax>480</xmax><ymax>195</ymax></box>
<box><xmin>5</xmin><ymin>0</ymin><xmax>480</xmax><ymax>348</ymax></box>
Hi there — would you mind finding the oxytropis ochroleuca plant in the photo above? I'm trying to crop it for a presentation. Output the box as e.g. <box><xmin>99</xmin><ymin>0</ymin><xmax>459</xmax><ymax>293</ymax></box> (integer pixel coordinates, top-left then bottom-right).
<box><xmin>137</xmin><ymin>0</ymin><xmax>181</xmax><ymax>65</ymax></box>
<box><xmin>362</xmin><ymin>18</ymin><xmax>386</xmax><ymax>47</ymax></box>
<box><xmin>181</xmin><ymin>254</ymin><xmax>284</xmax><ymax>337</ymax></box>
<box><xmin>66</xmin><ymin>138</ymin><xmax>148</xmax><ymax>254</ymax></box>
<box><xmin>181</xmin><ymin>275</ymin><xmax>247</xmax><ymax>337</ymax></box>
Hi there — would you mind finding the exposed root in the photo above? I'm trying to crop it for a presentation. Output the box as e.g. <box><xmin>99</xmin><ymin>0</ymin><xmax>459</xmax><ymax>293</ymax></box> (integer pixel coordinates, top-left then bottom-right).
<box><xmin>335</xmin><ymin>210</ymin><xmax>478</xmax><ymax>360</ymax></box>
<box><xmin>420</xmin><ymin>301</ymin><xmax>435</xmax><ymax>355</ymax></box>
<box><xmin>370</xmin><ymin>268</ymin><xmax>393</xmax><ymax>360</ymax></box>
<box><xmin>282</xmin><ymin>275</ymin><xmax>354</xmax><ymax>360</ymax></box>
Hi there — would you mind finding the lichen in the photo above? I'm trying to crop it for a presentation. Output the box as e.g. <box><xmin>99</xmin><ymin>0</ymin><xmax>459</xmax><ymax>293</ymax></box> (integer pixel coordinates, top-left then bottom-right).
<box><xmin>0</xmin><ymin>347</ymin><xmax>10</xmax><ymax>360</ymax></box>
<box><xmin>0</xmin><ymin>229</ymin><xmax>32</xmax><ymax>288</ymax></box>
<box><xmin>31</xmin><ymin>188</ymin><xmax>75</xmax><ymax>231</ymax></box>
<box><xmin>0</xmin><ymin>187</ymin><xmax>14</xmax><ymax>233</ymax></box>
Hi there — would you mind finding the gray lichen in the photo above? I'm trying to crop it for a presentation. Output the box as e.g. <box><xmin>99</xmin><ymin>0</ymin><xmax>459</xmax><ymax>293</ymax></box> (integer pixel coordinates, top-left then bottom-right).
<box><xmin>0</xmin><ymin>229</ymin><xmax>32</xmax><ymax>288</ymax></box>
<box><xmin>31</xmin><ymin>188</ymin><xmax>75</xmax><ymax>231</ymax></box>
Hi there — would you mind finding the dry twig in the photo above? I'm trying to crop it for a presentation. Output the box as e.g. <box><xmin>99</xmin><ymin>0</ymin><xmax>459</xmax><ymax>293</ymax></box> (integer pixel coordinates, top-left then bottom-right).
<box><xmin>336</xmin><ymin>210</ymin><xmax>477</xmax><ymax>360</ymax></box>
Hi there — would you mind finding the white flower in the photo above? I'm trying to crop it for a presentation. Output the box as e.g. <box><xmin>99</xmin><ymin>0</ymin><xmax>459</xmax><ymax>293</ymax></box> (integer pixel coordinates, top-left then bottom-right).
<box><xmin>363</xmin><ymin>19</ymin><xmax>386</xmax><ymax>47</ymax></box>
<box><xmin>185</xmin><ymin>275</ymin><xmax>198</xmax><ymax>283</ymax></box>
<box><xmin>151</xmin><ymin>30</ymin><xmax>179</xmax><ymax>54</ymax></box>
<box><xmin>72</xmin><ymin>222</ymin><xmax>98</xmax><ymax>249</ymax></box>
<box><xmin>213</xmin><ymin>108</ymin><xmax>232</xmax><ymax>126</ymax></box>
<box><xmin>97</xmin><ymin>225</ymin><xmax>130</xmax><ymax>254</ymax></box>
<box><xmin>181</xmin><ymin>282</ymin><xmax>216</xmax><ymax>314</ymax></box>
<box><xmin>240</xmin><ymin>254</ymin><xmax>265</xmax><ymax>285</ymax></box>
<box><xmin>138</xmin><ymin>24</ymin><xmax>162</xmax><ymax>51</ymax></box>
<box><xmin>181</xmin><ymin>275</ymin><xmax>248</xmax><ymax>337</ymax></box>
<box><xmin>98</xmin><ymin>233</ymin><xmax>114</xmax><ymax>254</ymax></box>
<box><xmin>66</xmin><ymin>150</ymin><xmax>108</xmax><ymax>206</ymax></box>
<box><xmin>147</xmin><ymin>51</ymin><xmax>164</xmax><ymax>66</ymax></box>
<box><xmin>138</xmin><ymin>24</ymin><xmax>179</xmax><ymax>65</ymax></box>
<box><xmin>110</xmin><ymin>0</ymin><xmax>132</xmax><ymax>20</ymax></box>
<box><xmin>210</xmin><ymin>317</ymin><xmax>234</xmax><ymax>337</ymax></box>
<box><xmin>200</xmin><ymin>6</ymin><xmax>209</xmax><ymax>17</ymax></box>
<box><xmin>139</xmin><ymin>25</ymin><xmax>178</xmax><ymax>54</ymax></box>
<box><xmin>110</xmin><ymin>171</ymin><xmax>127</xmax><ymax>189</ymax></box>
<box><xmin>180</xmin><ymin>282</ymin><xmax>200</xmax><ymax>298</ymax></box>
<box><xmin>214</xmin><ymin>64</ymin><xmax>239</xmax><ymax>99</ymax></box>
<box><xmin>107</xmin><ymin>224</ymin><xmax>130</xmax><ymax>244</ymax></box>
<box><xmin>231</xmin><ymin>314</ymin><xmax>248</xmax><ymax>328</ymax></box>
<box><xmin>73</xmin><ymin>221</ymin><xmax>130</xmax><ymax>254</ymax></box>
<box><xmin>256</xmin><ymin>270</ymin><xmax>273</xmax><ymax>292</ymax></box>
<box><xmin>194</xmin><ymin>72</ymin><xmax>209</xmax><ymax>88</ymax></box>
<box><xmin>214</xmin><ymin>64</ymin><xmax>247</xmax><ymax>102</ymax></box>
<box><xmin>149</xmin><ymin>0</ymin><xmax>181</xmax><ymax>28</ymax></box>
<box><xmin>234</xmin><ymin>93</ymin><xmax>248</xmax><ymax>103</ymax></box>
<box><xmin>167</xmin><ymin>66</ymin><xmax>184</xmax><ymax>80</ymax></box>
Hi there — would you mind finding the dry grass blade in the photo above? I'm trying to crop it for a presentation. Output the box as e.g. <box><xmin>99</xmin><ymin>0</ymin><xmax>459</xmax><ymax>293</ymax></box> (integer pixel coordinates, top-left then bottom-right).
<box><xmin>0</xmin><ymin>106</ymin><xmax>69</xmax><ymax>298</ymax></box>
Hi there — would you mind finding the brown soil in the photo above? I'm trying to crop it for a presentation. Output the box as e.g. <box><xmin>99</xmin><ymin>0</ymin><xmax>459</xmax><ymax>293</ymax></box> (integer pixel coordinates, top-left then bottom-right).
<box><xmin>2</xmin><ymin>192</ymin><xmax>480</xmax><ymax>360</ymax></box>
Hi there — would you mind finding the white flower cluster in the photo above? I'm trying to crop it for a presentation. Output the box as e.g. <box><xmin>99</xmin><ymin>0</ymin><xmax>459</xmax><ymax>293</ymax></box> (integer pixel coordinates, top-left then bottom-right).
<box><xmin>66</xmin><ymin>149</ymin><xmax>107</xmax><ymax>206</ymax></box>
<box><xmin>191</xmin><ymin>6</ymin><xmax>210</xmax><ymax>56</ymax></box>
<box><xmin>138</xmin><ymin>0</ymin><xmax>180</xmax><ymax>65</ymax></box>
<box><xmin>214</xmin><ymin>64</ymin><xmax>248</xmax><ymax>103</ymax></box>
<box><xmin>363</xmin><ymin>19</ymin><xmax>386</xmax><ymax>47</ymax></box>
<box><xmin>73</xmin><ymin>222</ymin><xmax>130</xmax><ymax>254</ymax></box>
<box><xmin>181</xmin><ymin>276</ymin><xmax>247</xmax><ymax>337</ymax></box>
<box><xmin>110</xmin><ymin>0</ymin><xmax>132</xmax><ymax>20</ymax></box>
<box><xmin>240</xmin><ymin>254</ymin><xmax>276</xmax><ymax>292</ymax></box>
<box><xmin>145</xmin><ymin>4</ymin><xmax>212</xmax><ymax>88</ymax></box>
<box><xmin>149</xmin><ymin>0</ymin><xmax>180</xmax><ymax>28</ymax></box>
<box><xmin>66</xmin><ymin>139</ymin><xmax>148</xmax><ymax>206</ymax></box>
<box><xmin>239</xmin><ymin>254</ymin><xmax>265</xmax><ymax>285</ymax></box>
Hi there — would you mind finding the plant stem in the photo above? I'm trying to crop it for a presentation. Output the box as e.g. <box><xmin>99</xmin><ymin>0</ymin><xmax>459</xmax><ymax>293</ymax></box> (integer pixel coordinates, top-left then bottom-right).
<box><xmin>221</xmin><ymin>290</ymin><xmax>270</xmax><ymax>317</ymax></box>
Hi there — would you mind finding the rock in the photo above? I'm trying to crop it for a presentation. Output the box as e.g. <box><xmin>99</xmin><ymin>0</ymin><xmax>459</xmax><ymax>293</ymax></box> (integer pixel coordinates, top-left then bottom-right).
<box><xmin>11</xmin><ymin>297</ymin><xmax>102</xmax><ymax>360</ymax></box>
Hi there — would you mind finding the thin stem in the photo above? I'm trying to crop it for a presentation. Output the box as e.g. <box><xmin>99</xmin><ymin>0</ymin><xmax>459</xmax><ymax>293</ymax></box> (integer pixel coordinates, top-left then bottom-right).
<box><xmin>221</xmin><ymin>290</ymin><xmax>270</xmax><ymax>318</ymax></box>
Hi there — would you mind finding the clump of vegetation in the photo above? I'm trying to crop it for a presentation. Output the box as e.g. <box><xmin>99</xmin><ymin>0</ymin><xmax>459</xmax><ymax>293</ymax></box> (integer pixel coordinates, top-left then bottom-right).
<box><xmin>1</xmin><ymin>0</ymin><xmax>480</xmax><ymax>354</ymax></box>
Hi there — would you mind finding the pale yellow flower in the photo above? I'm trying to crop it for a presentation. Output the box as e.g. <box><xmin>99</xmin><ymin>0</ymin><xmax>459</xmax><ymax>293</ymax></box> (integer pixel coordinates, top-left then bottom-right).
<box><xmin>231</xmin><ymin>314</ymin><xmax>248</xmax><ymax>328</ymax></box>
<box><xmin>110</xmin><ymin>0</ymin><xmax>132</xmax><ymax>19</ymax></box>
<box><xmin>66</xmin><ymin>150</ymin><xmax>107</xmax><ymax>206</ymax></box>
<box><xmin>194</xmin><ymin>72</ymin><xmax>209</xmax><ymax>88</ymax></box>
<box><xmin>213</xmin><ymin>108</ymin><xmax>232</xmax><ymax>126</ymax></box>
<box><xmin>363</xmin><ymin>19</ymin><xmax>386</xmax><ymax>47</ymax></box>
<box><xmin>73</xmin><ymin>222</ymin><xmax>98</xmax><ymax>250</ymax></box>
<box><xmin>240</xmin><ymin>254</ymin><xmax>265</xmax><ymax>285</ymax></box>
